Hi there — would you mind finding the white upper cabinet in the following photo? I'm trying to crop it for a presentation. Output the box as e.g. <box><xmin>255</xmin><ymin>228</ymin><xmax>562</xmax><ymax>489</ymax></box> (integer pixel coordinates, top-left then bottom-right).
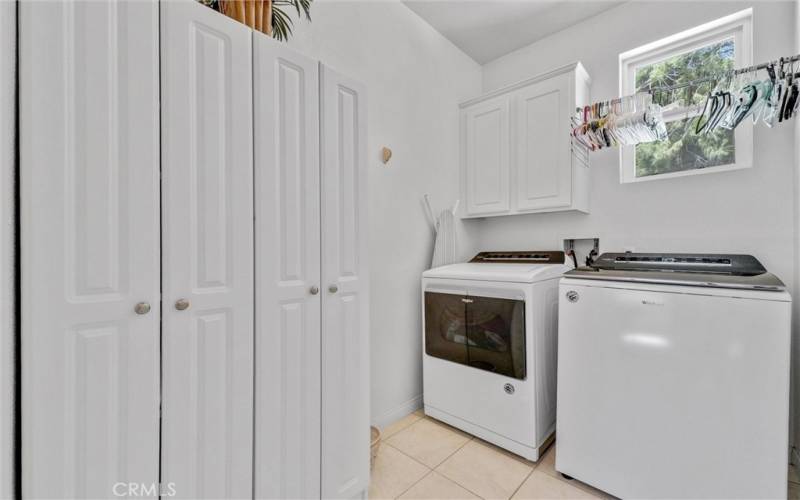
<box><xmin>460</xmin><ymin>63</ymin><xmax>591</xmax><ymax>218</ymax></box>
<box><xmin>515</xmin><ymin>72</ymin><xmax>572</xmax><ymax>211</ymax></box>
<box><xmin>463</xmin><ymin>95</ymin><xmax>511</xmax><ymax>216</ymax></box>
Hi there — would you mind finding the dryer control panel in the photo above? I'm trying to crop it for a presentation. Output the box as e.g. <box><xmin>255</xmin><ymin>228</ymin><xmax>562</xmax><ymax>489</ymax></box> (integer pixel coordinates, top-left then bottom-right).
<box><xmin>470</xmin><ymin>251</ymin><xmax>565</xmax><ymax>264</ymax></box>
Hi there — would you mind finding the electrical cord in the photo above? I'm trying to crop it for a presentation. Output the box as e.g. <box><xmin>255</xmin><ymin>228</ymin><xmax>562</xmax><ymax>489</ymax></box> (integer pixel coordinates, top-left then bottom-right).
<box><xmin>566</xmin><ymin>250</ymin><xmax>579</xmax><ymax>269</ymax></box>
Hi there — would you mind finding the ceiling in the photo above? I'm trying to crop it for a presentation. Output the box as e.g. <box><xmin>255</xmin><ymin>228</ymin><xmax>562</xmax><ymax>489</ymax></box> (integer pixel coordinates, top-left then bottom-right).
<box><xmin>402</xmin><ymin>0</ymin><xmax>626</xmax><ymax>64</ymax></box>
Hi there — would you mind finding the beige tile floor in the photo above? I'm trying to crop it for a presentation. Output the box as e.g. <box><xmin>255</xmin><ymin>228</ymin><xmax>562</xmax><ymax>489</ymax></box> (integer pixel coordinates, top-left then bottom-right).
<box><xmin>372</xmin><ymin>410</ymin><xmax>800</xmax><ymax>500</ymax></box>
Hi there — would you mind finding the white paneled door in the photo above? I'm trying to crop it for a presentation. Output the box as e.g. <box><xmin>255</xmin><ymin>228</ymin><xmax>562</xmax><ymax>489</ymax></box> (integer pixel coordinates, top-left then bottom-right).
<box><xmin>21</xmin><ymin>0</ymin><xmax>161</xmax><ymax>498</ymax></box>
<box><xmin>0</xmin><ymin>1</ymin><xmax>15</xmax><ymax>498</ymax></box>
<box><xmin>514</xmin><ymin>73</ymin><xmax>572</xmax><ymax>211</ymax></box>
<box><xmin>253</xmin><ymin>33</ymin><xmax>322</xmax><ymax>499</ymax></box>
<box><xmin>462</xmin><ymin>95</ymin><xmax>511</xmax><ymax>216</ymax></box>
<box><xmin>320</xmin><ymin>65</ymin><xmax>371</xmax><ymax>499</ymax></box>
<box><xmin>160</xmin><ymin>1</ymin><xmax>254</xmax><ymax>498</ymax></box>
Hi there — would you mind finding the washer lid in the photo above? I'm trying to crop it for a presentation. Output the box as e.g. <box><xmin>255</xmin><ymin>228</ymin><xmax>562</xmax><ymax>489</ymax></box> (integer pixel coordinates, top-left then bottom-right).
<box><xmin>422</xmin><ymin>262</ymin><xmax>571</xmax><ymax>283</ymax></box>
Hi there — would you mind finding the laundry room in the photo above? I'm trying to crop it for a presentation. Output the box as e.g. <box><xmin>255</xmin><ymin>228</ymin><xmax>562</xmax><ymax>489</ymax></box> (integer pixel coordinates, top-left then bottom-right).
<box><xmin>1</xmin><ymin>0</ymin><xmax>800</xmax><ymax>499</ymax></box>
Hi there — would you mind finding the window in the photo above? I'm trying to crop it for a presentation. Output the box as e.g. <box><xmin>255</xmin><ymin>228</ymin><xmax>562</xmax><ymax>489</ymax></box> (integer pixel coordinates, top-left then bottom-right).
<box><xmin>619</xmin><ymin>9</ymin><xmax>753</xmax><ymax>183</ymax></box>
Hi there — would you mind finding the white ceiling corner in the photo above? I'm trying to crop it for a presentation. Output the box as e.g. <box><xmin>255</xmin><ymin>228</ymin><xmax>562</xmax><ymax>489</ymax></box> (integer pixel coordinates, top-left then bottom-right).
<box><xmin>402</xmin><ymin>0</ymin><xmax>626</xmax><ymax>64</ymax></box>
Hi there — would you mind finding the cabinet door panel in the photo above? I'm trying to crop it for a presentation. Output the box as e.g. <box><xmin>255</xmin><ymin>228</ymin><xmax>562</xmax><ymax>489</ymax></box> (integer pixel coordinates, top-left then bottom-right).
<box><xmin>321</xmin><ymin>65</ymin><xmax>370</xmax><ymax>499</ymax></box>
<box><xmin>463</xmin><ymin>96</ymin><xmax>510</xmax><ymax>216</ymax></box>
<box><xmin>515</xmin><ymin>75</ymin><xmax>572</xmax><ymax>211</ymax></box>
<box><xmin>160</xmin><ymin>1</ymin><xmax>254</xmax><ymax>498</ymax></box>
<box><xmin>21</xmin><ymin>1</ymin><xmax>161</xmax><ymax>497</ymax></box>
<box><xmin>253</xmin><ymin>33</ymin><xmax>322</xmax><ymax>500</ymax></box>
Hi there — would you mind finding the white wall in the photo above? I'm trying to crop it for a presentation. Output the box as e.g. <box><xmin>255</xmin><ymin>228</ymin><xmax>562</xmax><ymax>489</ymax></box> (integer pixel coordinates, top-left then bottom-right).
<box><xmin>480</xmin><ymin>0</ymin><xmax>798</xmax><ymax>451</ymax></box>
<box><xmin>0</xmin><ymin>1</ymin><xmax>14</xmax><ymax>497</ymax></box>
<box><xmin>285</xmin><ymin>0</ymin><xmax>483</xmax><ymax>427</ymax></box>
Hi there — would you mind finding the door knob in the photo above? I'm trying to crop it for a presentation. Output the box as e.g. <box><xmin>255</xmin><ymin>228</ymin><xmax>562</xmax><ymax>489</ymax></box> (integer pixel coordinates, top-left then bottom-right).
<box><xmin>310</xmin><ymin>286</ymin><xmax>320</xmax><ymax>295</ymax></box>
<box><xmin>134</xmin><ymin>302</ymin><xmax>151</xmax><ymax>315</ymax></box>
<box><xmin>328</xmin><ymin>285</ymin><xmax>339</xmax><ymax>294</ymax></box>
<box><xmin>175</xmin><ymin>298</ymin><xmax>190</xmax><ymax>311</ymax></box>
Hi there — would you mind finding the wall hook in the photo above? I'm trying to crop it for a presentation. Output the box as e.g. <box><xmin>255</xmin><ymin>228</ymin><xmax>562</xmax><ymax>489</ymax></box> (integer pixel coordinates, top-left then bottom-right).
<box><xmin>381</xmin><ymin>147</ymin><xmax>392</xmax><ymax>165</ymax></box>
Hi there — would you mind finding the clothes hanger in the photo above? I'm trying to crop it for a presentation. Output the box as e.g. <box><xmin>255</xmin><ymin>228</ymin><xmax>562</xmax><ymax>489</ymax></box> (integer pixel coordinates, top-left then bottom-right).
<box><xmin>706</xmin><ymin>74</ymin><xmax>733</xmax><ymax>132</ymax></box>
<box><xmin>782</xmin><ymin>60</ymin><xmax>798</xmax><ymax>120</ymax></box>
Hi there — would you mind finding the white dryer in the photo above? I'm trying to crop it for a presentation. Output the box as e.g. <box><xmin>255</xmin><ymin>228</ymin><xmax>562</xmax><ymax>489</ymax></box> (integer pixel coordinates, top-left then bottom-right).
<box><xmin>422</xmin><ymin>251</ymin><xmax>570</xmax><ymax>461</ymax></box>
<box><xmin>557</xmin><ymin>253</ymin><xmax>791</xmax><ymax>499</ymax></box>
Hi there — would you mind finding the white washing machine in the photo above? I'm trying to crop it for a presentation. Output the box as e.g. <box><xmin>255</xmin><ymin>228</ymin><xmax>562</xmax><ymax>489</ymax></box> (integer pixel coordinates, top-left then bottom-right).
<box><xmin>557</xmin><ymin>253</ymin><xmax>791</xmax><ymax>499</ymax></box>
<box><xmin>422</xmin><ymin>251</ymin><xmax>570</xmax><ymax>461</ymax></box>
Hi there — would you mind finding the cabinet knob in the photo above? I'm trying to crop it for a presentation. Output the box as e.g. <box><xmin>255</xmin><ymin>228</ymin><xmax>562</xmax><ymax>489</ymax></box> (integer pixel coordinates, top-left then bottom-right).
<box><xmin>175</xmin><ymin>298</ymin><xmax>191</xmax><ymax>311</ymax></box>
<box><xmin>134</xmin><ymin>302</ymin><xmax>151</xmax><ymax>315</ymax></box>
<box><xmin>310</xmin><ymin>286</ymin><xmax>320</xmax><ymax>295</ymax></box>
<box><xmin>328</xmin><ymin>285</ymin><xmax>339</xmax><ymax>294</ymax></box>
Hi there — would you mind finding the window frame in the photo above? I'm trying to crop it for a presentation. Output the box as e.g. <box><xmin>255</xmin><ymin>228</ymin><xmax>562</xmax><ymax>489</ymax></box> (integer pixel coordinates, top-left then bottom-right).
<box><xmin>618</xmin><ymin>9</ymin><xmax>754</xmax><ymax>183</ymax></box>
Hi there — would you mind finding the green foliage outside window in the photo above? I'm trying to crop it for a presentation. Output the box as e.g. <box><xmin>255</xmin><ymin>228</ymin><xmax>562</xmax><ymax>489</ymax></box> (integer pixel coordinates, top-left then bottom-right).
<box><xmin>634</xmin><ymin>40</ymin><xmax>736</xmax><ymax>178</ymax></box>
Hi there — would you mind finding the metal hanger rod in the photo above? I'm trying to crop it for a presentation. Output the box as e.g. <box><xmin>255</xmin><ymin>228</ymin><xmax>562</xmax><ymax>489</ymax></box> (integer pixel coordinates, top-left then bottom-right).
<box><xmin>644</xmin><ymin>53</ymin><xmax>800</xmax><ymax>95</ymax></box>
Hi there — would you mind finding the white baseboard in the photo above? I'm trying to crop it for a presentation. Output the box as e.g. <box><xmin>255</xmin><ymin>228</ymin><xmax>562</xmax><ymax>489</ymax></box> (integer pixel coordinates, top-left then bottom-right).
<box><xmin>372</xmin><ymin>394</ymin><xmax>423</xmax><ymax>430</ymax></box>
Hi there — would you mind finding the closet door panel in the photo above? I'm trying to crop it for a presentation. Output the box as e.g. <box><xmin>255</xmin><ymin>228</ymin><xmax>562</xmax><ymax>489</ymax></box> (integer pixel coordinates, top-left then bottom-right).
<box><xmin>514</xmin><ymin>74</ymin><xmax>572</xmax><ymax>211</ymax></box>
<box><xmin>462</xmin><ymin>96</ymin><xmax>511</xmax><ymax>216</ymax></box>
<box><xmin>21</xmin><ymin>1</ymin><xmax>161</xmax><ymax>498</ymax></box>
<box><xmin>253</xmin><ymin>34</ymin><xmax>321</xmax><ymax>499</ymax></box>
<box><xmin>320</xmin><ymin>65</ymin><xmax>370</xmax><ymax>499</ymax></box>
<box><xmin>160</xmin><ymin>1</ymin><xmax>254</xmax><ymax>498</ymax></box>
<box><xmin>0</xmin><ymin>2</ymin><xmax>13</xmax><ymax>498</ymax></box>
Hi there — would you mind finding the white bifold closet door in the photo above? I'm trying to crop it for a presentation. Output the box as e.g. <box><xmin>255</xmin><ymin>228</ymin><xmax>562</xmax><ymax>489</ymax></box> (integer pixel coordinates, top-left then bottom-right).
<box><xmin>160</xmin><ymin>1</ymin><xmax>254</xmax><ymax>498</ymax></box>
<box><xmin>319</xmin><ymin>65</ymin><xmax>370</xmax><ymax>499</ymax></box>
<box><xmin>20</xmin><ymin>1</ymin><xmax>161</xmax><ymax>498</ymax></box>
<box><xmin>253</xmin><ymin>34</ymin><xmax>322</xmax><ymax>499</ymax></box>
<box><xmin>253</xmin><ymin>41</ymin><xmax>370</xmax><ymax>498</ymax></box>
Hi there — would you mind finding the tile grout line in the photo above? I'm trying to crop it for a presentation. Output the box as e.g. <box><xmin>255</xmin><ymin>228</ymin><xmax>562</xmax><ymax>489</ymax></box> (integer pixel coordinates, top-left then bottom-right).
<box><xmin>435</xmin><ymin>436</ymin><xmax>539</xmax><ymax>499</ymax></box>
<box><xmin>432</xmin><ymin>434</ymin><xmax>473</xmax><ymax>470</ymax></box>
<box><xmin>393</xmin><ymin>433</ymin><xmax>483</xmax><ymax>500</ymax></box>
<box><xmin>507</xmin><ymin>468</ymin><xmax>535</xmax><ymax>500</ymax></box>
<box><xmin>393</xmin><ymin>469</ymin><xmax>434</xmax><ymax>499</ymax></box>
<box><xmin>432</xmin><ymin>467</ymin><xmax>488</xmax><ymax>500</ymax></box>
<box><xmin>385</xmin><ymin>430</ymin><xmax>478</xmax><ymax>498</ymax></box>
<box><xmin>384</xmin><ymin>416</ymin><xmax>552</xmax><ymax>500</ymax></box>
<box><xmin>506</xmin><ymin>453</ymin><xmax>542</xmax><ymax>500</ymax></box>
<box><xmin>429</xmin><ymin>437</ymin><xmax>491</xmax><ymax>499</ymax></box>
<box><xmin>380</xmin><ymin>415</ymin><xmax>424</xmax><ymax>442</ymax></box>
<box><xmin>383</xmin><ymin>441</ymin><xmax>435</xmax><ymax>472</ymax></box>
<box><xmin>385</xmin><ymin>416</ymin><xmax>474</xmax><ymax>471</ymax></box>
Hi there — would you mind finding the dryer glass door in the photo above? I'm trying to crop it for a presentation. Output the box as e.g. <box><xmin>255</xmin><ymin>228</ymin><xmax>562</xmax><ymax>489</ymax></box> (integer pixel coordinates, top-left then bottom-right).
<box><xmin>424</xmin><ymin>291</ymin><xmax>468</xmax><ymax>366</ymax></box>
<box><xmin>424</xmin><ymin>291</ymin><xmax>526</xmax><ymax>380</ymax></box>
<box><xmin>465</xmin><ymin>295</ymin><xmax>526</xmax><ymax>379</ymax></box>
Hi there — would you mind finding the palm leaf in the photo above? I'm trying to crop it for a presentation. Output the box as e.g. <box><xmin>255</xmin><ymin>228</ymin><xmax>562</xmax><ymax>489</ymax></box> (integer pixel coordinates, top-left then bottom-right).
<box><xmin>271</xmin><ymin>5</ymin><xmax>294</xmax><ymax>41</ymax></box>
<box><xmin>273</xmin><ymin>0</ymin><xmax>312</xmax><ymax>21</ymax></box>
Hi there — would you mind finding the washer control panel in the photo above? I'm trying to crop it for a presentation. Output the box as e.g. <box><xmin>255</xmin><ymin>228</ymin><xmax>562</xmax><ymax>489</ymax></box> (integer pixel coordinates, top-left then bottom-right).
<box><xmin>592</xmin><ymin>253</ymin><xmax>766</xmax><ymax>276</ymax></box>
